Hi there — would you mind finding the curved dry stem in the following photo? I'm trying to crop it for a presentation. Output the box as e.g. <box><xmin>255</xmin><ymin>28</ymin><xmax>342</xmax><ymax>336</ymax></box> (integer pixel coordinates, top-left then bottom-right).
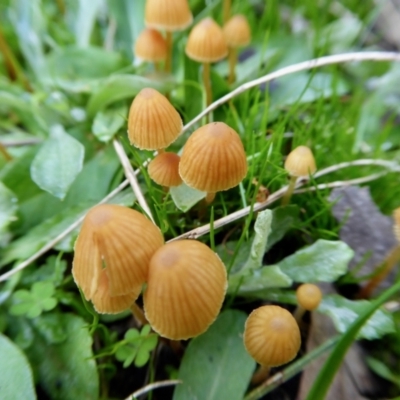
<box><xmin>125</xmin><ymin>380</ymin><xmax>182</xmax><ymax>400</ymax></box>
<box><xmin>183</xmin><ymin>51</ymin><xmax>400</xmax><ymax>133</ymax></box>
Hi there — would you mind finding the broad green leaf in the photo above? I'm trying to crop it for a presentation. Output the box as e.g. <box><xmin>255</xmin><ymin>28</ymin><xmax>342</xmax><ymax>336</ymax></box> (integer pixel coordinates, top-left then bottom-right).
<box><xmin>170</xmin><ymin>182</ymin><xmax>206</xmax><ymax>212</ymax></box>
<box><xmin>306</xmin><ymin>278</ymin><xmax>400</xmax><ymax>400</ymax></box>
<box><xmin>87</xmin><ymin>74</ymin><xmax>175</xmax><ymax>116</ymax></box>
<box><xmin>318</xmin><ymin>294</ymin><xmax>395</xmax><ymax>340</ymax></box>
<box><xmin>30</xmin><ymin>313</ymin><xmax>68</xmax><ymax>344</ymax></box>
<box><xmin>173</xmin><ymin>310</ymin><xmax>255</xmax><ymax>400</ymax></box>
<box><xmin>241</xmin><ymin>209</ymin><xmax>272</xmax><ymax>272</ymax></box>
<box><xmin>278</xmin><ymin>240</ymin><xmax>353</xmax><ymax>282</ymax></box>
<box><xmin>231</xmin><ymin>265</ymin><xmax>293</xmax><ymax>294</ymax></box>
<box><xmin>26</xmin><ymin>313</ymin><xmax>99</xmax><ymax>400</ymax></box>
<box><xmin>0</xmin><ymin>333</ymin><xmax>36</xmax><ymax>400</ymax></box>
<box><xmin>0</xmin><ymin>182</ymin><xmax>18</xmax><ymax>246</ymax></box>
<box><xmin>30</xmin><ymin>125</ymin><xmax>85</xmax><ymax>199</ymax></box>
<box><xmin>92</xmin><ymin>105</ymin><xmax>127</xmax><ymax>142</ymax></box>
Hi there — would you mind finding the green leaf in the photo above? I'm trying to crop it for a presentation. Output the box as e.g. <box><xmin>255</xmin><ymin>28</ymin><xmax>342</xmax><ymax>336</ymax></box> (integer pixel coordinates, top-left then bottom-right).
<box><xmin>0</xmin><ymin>182</ymin><xmax>18</xmax><ymax>246</ymax></box>
<box><xmin>0</xmin><ymin>333</ymin><xmax>36</xmax><ymax>400</ymax></box>
<box><xmin>74</xmin><ymin>0</ymin><xmax>104</xmax><ymax>48</ymax></box>
<box><xmin>21</xmin><ymin>256</ymin><xmax>67</xmax><ymax>287</ymax></box>
<box><xmin>173</xmin><ymin>310</ymin><xmax>255</xmax><ymax>400</ymax></box>
<box><xmin>170</xmin><ymin>182</ymin><xmax>206</xmax><ymax>212</ymax></box>
<box><xmin>31</xmin><ymin>313</ymin><xmax>68</xmax><ymax>344</ymax></box>
<box><xmin>306</xmin><ymin>278</ymin><xmax>400</xmax><ymax>400</ymax></box>
<box><xmin>26</xmin><ymin>313</ymin><xmax>99</xmax><ymax>400</ymax></box>
<box><xmin>92</xmin><ymin>105</ymin><xmax>127</xmax><ymax>143</ymax></box>
<box><xmin>30</xmin><ymin>125</ymin><xmax>85</xmax><ymax>199</ymax></box>
<box><xmin>366</xmin><ymin>357</ymin><xmax>400</xmax><ymax>388</ymax></box>
<box><xmin>318</xmin><ymin>294</ymin><xmax>395</xmax><ymax>340</ymax></box>
<box><xmin>87</xmin><ymin>74</ymin><xmax>175</xmax><ymax>116</ymax></box>
<box><xmin>278</xmin><ymin>240</ymin><xmax>353</xmax><ymax>282</ymax></box>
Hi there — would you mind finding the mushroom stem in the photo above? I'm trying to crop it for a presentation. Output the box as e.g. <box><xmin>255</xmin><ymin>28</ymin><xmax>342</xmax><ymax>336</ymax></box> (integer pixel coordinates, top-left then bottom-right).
<box><xmin>157</xmin><ymin>148</ymin><xmax>165</xmax><ymax>155</ymax></box>
<box><xmin>154</xmin><ymin>61</ymin><xmax>161</xmax><ymax>72</ymax></box>
<box><xmin>165</xmin><ymin>31</ymin><xmax>173</xmax><ymax>73</ymax></box>
<box><xmin>205</xmin><ymin>192</ymin><xmax>216</xmax><ymax>204</ymax></box>
<box><xmin>251</xmin><ymin>365</ymin><xmax>271</xmax><ymax>385</ymax></box>
<box><xmin>202</xmin><ymin>62</ymin><xmax>212</xmax><ymax>109</ymax></box>
<box><xmin>281</xmin><ymin>175</ymin><xmax>297</xmax><ymax>205</ymax></box>
<box><xmin>228</xmin><ymin>47</ymin><xmax>237</xmax><ymax>84</ymax></box>
<box><xmin>223</xmin><ymin>0</ymin><xmax>231</xmax><ymax>24</ymax></box>
<box><xmin>130</xmin><ymin>302</ymin><xmax>148</xmax><ymax>327</ymax></box>
<box><xmin>293</xmin><ymin>305</ymin><xmax>306</xmax><ymax>323</ymax></box>
<box><xmin>358</xmin><ymin>244</ymin><xmax>400</xmax><ymax>299</ymax></box>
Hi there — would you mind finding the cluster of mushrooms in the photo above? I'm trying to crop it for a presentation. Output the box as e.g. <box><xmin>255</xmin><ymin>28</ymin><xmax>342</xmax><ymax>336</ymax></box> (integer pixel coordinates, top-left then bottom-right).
<box><xmin>135</xmin><ymin>0</ymin><xmax>251</xmax><ymax>104</ymax></box>
<box><xmin>72</xmin><ymin>0</ymin><xmax>324</xmax><ymax>378</ymax></box>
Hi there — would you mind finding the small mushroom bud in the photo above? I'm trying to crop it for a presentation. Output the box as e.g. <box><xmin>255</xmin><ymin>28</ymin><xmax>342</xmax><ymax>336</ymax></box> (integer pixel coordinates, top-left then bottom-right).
<box><xmin>143</xmin><ymin>240</ymin><xmax>227</xmax><ymax>340</ymax></box>
<box><xmin>293</xmin><ymin>283</ymin><xmax>323</xmax><ymax>322</ymax></box>
<box><xmin>148</xmin><ymin>152</ymin><xmax>182</xmax><ymax>189</ymax></box>
<box><xmin>282</xmin><ymin>145</ymin><xmax>316</xmax><ymax>205</ymax></box>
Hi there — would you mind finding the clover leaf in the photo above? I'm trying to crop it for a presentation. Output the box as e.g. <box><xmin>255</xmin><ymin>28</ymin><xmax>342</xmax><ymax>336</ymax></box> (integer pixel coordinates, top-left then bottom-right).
<box><xmin>10</xmin><ymin>281</ymin><xmax>58</xmax><ymax>318</ymax></box>
<box><xmin>115</xmin><ymin>325</ymin><xmax>158</xmax><ymax>368</ymax></box>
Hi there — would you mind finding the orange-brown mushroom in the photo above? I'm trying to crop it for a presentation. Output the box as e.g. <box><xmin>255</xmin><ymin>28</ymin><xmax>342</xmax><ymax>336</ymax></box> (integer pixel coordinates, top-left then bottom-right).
<box><xmin>143</xmin><ymin>240</ymin><xmax>227</xmax><ymax>340</ymax></box>
<box><xmin>134</xmin><ymin>28</ymin><xmax>168</xmax><ymax>70</ymax></box>
<box><xmin>72</xmin><ymin>204</ymin><xmax>164</xmax><ymax>306</ymax></box>
<box><xmin>223</xmin><ymin>14</ymin><xmax>251</xmax><ymax>83</ymax></box>
<box><xmin>282</xmin><ymin>145</ymin><xmax>317</xmax><ymax>205</ymax></box>
<box><xmin>148</xmin><ymin>152</ymin><xmax>182</xmax><ymax>188</ymax></box>
<box><xmin>294</xmin><ymin>283</ymin><xmax>323</xmax><ymax>322</ymax></box>
<box><xmin>128</xmin><ymin>88</ymin><xmax>182</xmax><ymax>152</ymax></box>
<box><xmin>186</xmin><ymin>18</ymin><xmax>228</xmax><ymax>107</ymax></box>
<box><xmin>145</xmin><ymin>0</ymin><xmax>193</xmax><ymax>72</ymax></box>
<box><xmin>244</xmin><ymin>305</ymin><xmax>301</xmax><ymax>382</ymax></box>
<box><xmin>179</xmin><ymin>122</ymin><xmax>247</xmax><ymax>203</ymax></box>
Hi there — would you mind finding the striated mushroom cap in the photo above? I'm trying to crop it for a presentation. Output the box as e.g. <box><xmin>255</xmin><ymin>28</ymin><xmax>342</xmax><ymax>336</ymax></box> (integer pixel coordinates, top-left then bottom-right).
<box><xmin>179</xmin><ymin>122</ymin><xmax>247</xmax><ymax>193</ymax></box>
<box><xmin>91</xmin><ymin>269</ymin><xmax>138</xmax><ymax>314</ymax></box>
<box><xmin>186</xmin><ymin>17</ymin><xmax>228</xmax><ymax>63</ymax></box>
<box><xmin>284</xmin><ymin>145</ymin><xmax>317</xmax><ymax>177</ymax></box>
<box><xmin>72</xmin><ymin>204</ymin><xmax>164</xmax><ymax>300</ymax></box>
<box><xmin>135</xmin><ymin>28</ymin><xmax>168</xmax><ymax>62</ymax></box>
<box><xmin>145</xmin><ymin>0</ymin><xmax>193</xmax><ymax>32</ymax></box>
<box><xmin>148</xmin><ymin>152</ymin><xmax>182</xmax><ymax>187</ymax></box>
<box><xmin>223</xmin><ymin>14</ymin><xmax>251</xmax><ymax>48</ymax></box>
<box><xmin>144</xmin><ymin>240</ymin><xmax>227</xmax><ymax>340</ymax></box>
<box><xmin>128</xmin><ymin>88</ymin><xmax>183</xmax><ymax>150</ymax></box>
<box><xmin>244</xmin><ymin>305</ymin><xmax>301</xmax><ymax>367</ymax></box>
<box><xmin>296</xmin><ymin>283</ymin><xmax>322</xmax><ymax>311</ymax></box>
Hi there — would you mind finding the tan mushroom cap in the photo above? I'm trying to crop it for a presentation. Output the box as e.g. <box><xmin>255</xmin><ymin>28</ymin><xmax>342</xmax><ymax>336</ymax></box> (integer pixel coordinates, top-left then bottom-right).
<box><xmin>148</xmin><ymin>152</ymin><xmax>182</xmax><ymax>187</ymax></box>
<box><xmin>135</xmin><ymin>28</ymin><xmax>168</xmax><ymax>62</ymax></box>
<box><xmin>144</xmin><ymin>240</ymin><xmax>227</xmax><ymax>340</ymax></box>
<box><xmin>186</xmin><ymin>17</ymin><xmax>228</xmax><ymax>63</ymax></box>
<box><xmin>223</xmin><ymin>14</ymin><xmax>251</xmax><ymax>48</ymax></box>
<box><xmin>179</xmin><ymin>122</ymin><xmax>247</xmax><ymax>193</ymax></box>
<box><xmin>91</xmin><ymin>269</ymin><xmax>137</xmax><ymax>314</ymax></box>
<box><xmin>244</xmin><ymin>305</ymin><xmax>301</xmax><ymax>367</ymax></box>
<box><xmin>72</xmin><ymin>204</ymin><xmax>164</xmax><ymax>299</ymax></box>
<box><xmin>284</xmin><ymin>145</ymin><xmax>317</xmax><ymax>177</ymax></box>
<box><xmin>145</xmin><ymin>0</ymin><xmax>193</xmax><ymax>31</ymax></box>
<box><xmin>128</xmin><ymin>88</ymin><xmax>183</xmax><ymax>150</ymax></box>
<box><xmin>296</xmin><ymin>283</ymin><xmax>322</xmax><ymax>311</ymax></box>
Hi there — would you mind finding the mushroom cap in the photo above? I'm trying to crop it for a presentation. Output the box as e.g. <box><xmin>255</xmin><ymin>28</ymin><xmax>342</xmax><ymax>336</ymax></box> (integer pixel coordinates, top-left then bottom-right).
<box><xmin>244</xmin><ymin>305</ymin><xmax>301</xmax><ymax>367</ymax></box>
<box><xmin>148</xmin><ymin>152</ymin><xmax>182</xmax><ymax>187</ymax></box>
<box><xmin>91</xmin><ymin>269</ymin><xmax>137</xmax><ymax>314</ymax></box>
<box><xmin>179</xmin><ymin>122</ymin><xmax>247</xmax><ymax>193</ymax></box>
<box><xmin>128</xmin><ymin>88</ymin><xmax>183</xmax><ymax>150</ymax></box>
<box><xmin>185</xmin><ymin>17</ymin><xmax>228</xmax><ymax>63</ymax></box>
<box><xmin>143</xmin><ymin>240</ymin><xmax>227</xmax><ymax>340</ymax></box>
<box><xmin>145</xmin><ymin>0</ymin><xmax>193</xmax><ymax>31</ymax></box>
<box><xmin>284</xmin><ymin>145</ymin><xmax>317</xmax><ymax>177</ymax></box>
<box><xmin>223</xmin><ymin>14</ymin><xmax>251</xmax><ymax>48</ymax></box>
<box><xmin>296</xmin><ymin>283</ymin><xmax>322</xmax><ymax>311</ymax></box>
<box><xmin>393</xmin><ymin>207</ymin><xmax>400</xmax><ymax>243</ymax></box>
<box><xmin>72</xmin><ymin>204</ymin><xmax>164</xmax><ymax>299</ymax></box>
<box><xmin>135</xmin><ymin>28</ymin><xmax>168</xmax><ymax>62</ymax></box>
